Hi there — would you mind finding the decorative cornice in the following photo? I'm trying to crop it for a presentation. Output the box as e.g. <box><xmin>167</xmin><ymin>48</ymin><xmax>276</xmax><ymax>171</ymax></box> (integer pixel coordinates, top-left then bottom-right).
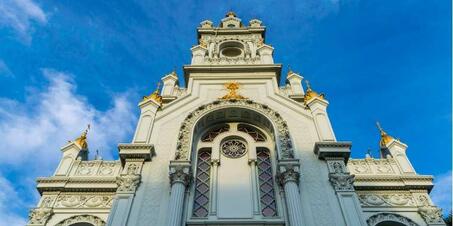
<box><xmin>118</xmin><ymin>143</ymin><xmax>154</xmax><ymax>164</ymax></box>
<box><xmin>314</xmin><ymin>141</ymin><xmax>352</xmax><ymax>163</ymax></box>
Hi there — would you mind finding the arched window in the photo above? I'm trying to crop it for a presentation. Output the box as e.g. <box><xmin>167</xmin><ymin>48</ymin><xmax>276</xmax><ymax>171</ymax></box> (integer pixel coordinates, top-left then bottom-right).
<box><xmin>257</xmin><ymin>148</ymin><xmax>277</xmax><ymax>217</ymax></box>
<box><xmin>192</xmin><ymin>149</ymin><xmax>212</xmax><ymax>217</ymax></box>
<box><xmin>189</xmin><ymin>122</ymin><xmax>281</xmax><ymax>223</ymax></box>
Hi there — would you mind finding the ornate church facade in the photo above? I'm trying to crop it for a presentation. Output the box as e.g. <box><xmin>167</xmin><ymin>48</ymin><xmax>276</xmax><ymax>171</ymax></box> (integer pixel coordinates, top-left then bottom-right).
<box><xmin>28</xmin><ymin>12</ymin><xmax>446</xmax><ymax>226</ymax></box>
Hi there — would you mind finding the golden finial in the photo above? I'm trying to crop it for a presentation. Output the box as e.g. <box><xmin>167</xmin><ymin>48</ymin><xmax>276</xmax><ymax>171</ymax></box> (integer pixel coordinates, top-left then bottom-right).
<box><xmin>376</xmin><ymin>122</ymin><xmax>394</xmax><ymax>147</ymax></box>
<box><xmin>143</xmin><ymin>82</ymin><xmax>163</xmax><ymax>105</ymax></box>
<box><xmin>303</xmin><ymin>80</ymin><xmax>325</xmax><ymax>104</ymax></box>
<box><xmin>220</xmin><ymin>82</ymin><xmax>247</xmax><ymax>100</ymax></box>
<box><xmin>74</xmin><ymin>124</ymin><xmax>90</xmax><ymax>149</ymax></box>
<box><xmin>226</xmin><ymin>11</ymin><xmax>236</xmax><ymax>17</ymax></box>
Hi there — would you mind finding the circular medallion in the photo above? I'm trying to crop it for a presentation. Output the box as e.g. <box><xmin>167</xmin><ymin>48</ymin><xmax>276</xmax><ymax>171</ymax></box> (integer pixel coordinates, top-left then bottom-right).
<box><xmin>221</xmin><ymin>140</ymin><xmax>247</xmax><ymax>158</ymax></box>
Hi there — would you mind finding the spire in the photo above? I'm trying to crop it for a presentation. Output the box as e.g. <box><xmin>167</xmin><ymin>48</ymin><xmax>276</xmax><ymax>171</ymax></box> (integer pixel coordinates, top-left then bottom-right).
<box><xmin>376</xmin><ymin>122</ymin><xmax>394</xmax><ymax>147</ymax></box>
<box><xmin>303</xmin><ymin>80</ymin><xmax>325</xmax><ymax>104</ymax></box>
<box><xmin>74</xmin><ymin>124</ymin><xmax>90</xmax><ymax>149</ymax></box>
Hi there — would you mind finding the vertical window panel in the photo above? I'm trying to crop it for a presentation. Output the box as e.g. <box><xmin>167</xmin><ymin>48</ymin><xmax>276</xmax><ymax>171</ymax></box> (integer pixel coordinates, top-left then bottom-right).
<box><xmin>192</xmin><ymin>150</ymin><xmax>212</xmax><ymax>217</ymax></box>
<box><xmin>256</xmin><ymin>148</ymin><xmax>277</xmax><ymax>217</ymax></box>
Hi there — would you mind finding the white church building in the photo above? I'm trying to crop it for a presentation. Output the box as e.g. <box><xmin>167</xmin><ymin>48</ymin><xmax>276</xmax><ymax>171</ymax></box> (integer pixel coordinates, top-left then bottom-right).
<box><xmin>27</xmin><ymin>12</ymin><xmax>446</xmax><ymax>226</ymax></box>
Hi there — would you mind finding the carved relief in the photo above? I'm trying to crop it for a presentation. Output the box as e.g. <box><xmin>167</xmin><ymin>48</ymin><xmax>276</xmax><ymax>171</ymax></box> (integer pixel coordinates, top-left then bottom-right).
<box><xmin>367</xmin><ymin>213</ymin><xmax>418</xmax><ymax>226</ymax></box>
<box><xmin>358</xmin><ymin>193</ymin><xmax>416</xmax><ymax>207</ymax></box>
<box><xmin>54</xmin><ymin>194</ymin><xmax>113</xmax><ymax>208</ymax></box>
<box><xmin>55</xmin><ymin>215</ymin><xmax>106</xmax><ymax>226</ymax></box>
<box><xmin>348</xmin><ymin>158</ymin><xmax>398</xmax><ymax>175</ymax></box>
<box><xmin>97</xmin><ymin>162</ymin><xmax>117</xmax><ymax>176</ymax></box>
<box><xmin>39</xmin><ymin>196</ymin><xmax>55</xmax><ymax>208</ymax></box>
<box><xmin>28</xmin><ymin>208</ymin><xmax>52</xmax><ymax>225</ymax></box>
<box><xmin>75</xmin><ymin>162</ymin><xmax>96</xmax><ymax>176</ymax></box>
<box><xmin>174</xmin><ymin>99</ymin><xmax>295</xmax><ymax>160</ymax></box>
<box><xmin>116</xmin><ymin>165</ymin><xmax>141</xmax><ymax>193</ymax></box>
<box><xmin>418</xmin><ymin>205</ymin><xmax>444</xmax><ymax>224</ymax></box>
<box><xmin>329</xmin><ymin>173</ymin><xmax>355</xmax><ymax>192</ymax></box>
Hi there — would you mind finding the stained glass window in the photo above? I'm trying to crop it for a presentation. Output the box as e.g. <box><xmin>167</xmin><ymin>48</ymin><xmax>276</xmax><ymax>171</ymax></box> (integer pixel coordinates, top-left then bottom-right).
<box><xmin>238</xmin><ymin>124</ymin><xmax>266</xmax><ymax>142</ymax></box>
<box><xmin>192</xmin><ymin>150</ymin><xmax>211</xmax><ymax>217</ymax></box>
<box><xmin>256</xmin><ymin>148</ymin><xmax>277</xmax><ymax>217</ymax></box>
<box><xmin>201</xmin><ymin>124</ymin><xmax>230</xmax><ymax>142</ymax></box>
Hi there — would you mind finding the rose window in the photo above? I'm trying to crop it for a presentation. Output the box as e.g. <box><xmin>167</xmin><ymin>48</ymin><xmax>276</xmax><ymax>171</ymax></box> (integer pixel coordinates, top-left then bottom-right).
<box><xmin>221</xmin><ymin>140</ymin><xmax>247</xmax><ymax>158</ymax></box>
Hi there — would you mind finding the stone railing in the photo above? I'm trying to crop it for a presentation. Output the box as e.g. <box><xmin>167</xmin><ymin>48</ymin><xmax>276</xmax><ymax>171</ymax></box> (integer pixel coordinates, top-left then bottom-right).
<box><xmin>203</xmin><ymin>56</ymin><xmax>261</xmax><ymax>65</ymax></box>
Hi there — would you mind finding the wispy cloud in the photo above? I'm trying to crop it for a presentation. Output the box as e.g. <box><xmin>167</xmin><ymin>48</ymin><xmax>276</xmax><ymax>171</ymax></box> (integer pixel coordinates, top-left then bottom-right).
<box><xmin>0</xmin><ymin>60</ymin><xmax>14</xmax><ymax>77</ymax></box>
<box><xmin>0</xmin><ymin>68</ymin><xmax>138</xmax><ymax>224</ymax></box>
<box><xmin>0</xmin><ymin>0</ymin><xmax>47</xmax><ymax>42</ymax></box>
<box><xmin>431</xmin><ymin>171</ymin><xmax>452</xmax><ymax>214</ymax></box>
<box><xmin>0</xmin><ymin>174</ymin><xmax>27</xmax><ymax>226</ymax></box>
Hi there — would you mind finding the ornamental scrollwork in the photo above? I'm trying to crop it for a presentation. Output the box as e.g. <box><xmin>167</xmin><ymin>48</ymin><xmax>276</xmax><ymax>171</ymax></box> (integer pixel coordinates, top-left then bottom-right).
<box><xmin>54</xmin><ymin>194</ymin><xmax>113</xmax><ymax>208</ymax></box>
<box><xmin>358</xmin><ymin>193</ymin><xmax>416</xmax><ymax>207</ymax></box>
<box><xmin>367</xmin><ymin>213</ymin><xmax>419</xmax><ymax>226</ymax></box>
<box><xmin>55</xmin><ymin>215</ymin><xmax>106</xmax><ymax>226</ymax></box>
<box><xmin>174</xmin><ymin>99</ymin><xmax>294</xmax><ymax>160</ymax></box>
<box><xmin>329</xmin><ymin>173</ymin><xmax>355</xmax><ymax>192</ymax></box>
<box><xmin>276</xmin><ymin>164</ymin><xmax>300</xmax><ymax>186</ymax></box>
<box><xmin>28</xmin><ymin>208</ymin><xmax>53</xmax><ymax>225</ymax></box>
<box><xmin>418</xmin><ymin>205</ymin><xmax>444</xmax><ymax>224</ymax></box>
<box><xmin>116</xmin><ymin>164</ymin><xmax>141</xmax><ymax>193</ymax></box>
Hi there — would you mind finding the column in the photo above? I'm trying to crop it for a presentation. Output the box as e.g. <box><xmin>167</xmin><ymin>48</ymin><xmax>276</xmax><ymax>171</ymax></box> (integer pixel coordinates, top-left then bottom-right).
<box><xmin>249</xmin><ymin>159</ymin><xmax>260</xmax><ymax>215</ymax></box>
<box><xmin>277</xmin><ymin>159</ymin><xmax>303</xmax><ymax>226</ymax></box>
<box><xmin>167</xmin><ymin>161</ymin><xmax>191</xmax><ymax>226</ymax></box>
<box><xmin>209</xmin><ymin>159</ymin><xmax>219</xmax><ymax>215</ymax></box>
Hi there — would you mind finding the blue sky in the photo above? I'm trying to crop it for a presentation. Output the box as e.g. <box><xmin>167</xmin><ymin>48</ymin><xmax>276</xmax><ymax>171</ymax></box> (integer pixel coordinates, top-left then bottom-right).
<box><xmin>0</xmin><ymin>0</ymin><xmax>451</xmax><ymax>224</ymax></box>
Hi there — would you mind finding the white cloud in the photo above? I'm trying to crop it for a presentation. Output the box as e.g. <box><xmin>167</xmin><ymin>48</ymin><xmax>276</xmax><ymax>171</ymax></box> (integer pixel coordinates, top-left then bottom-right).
<box><xmin>0</xmin><ymin>0</ymin><xmax>47</xmax><ymax>42</ymax></box>
<box><xmin>431</xmin><ymin>171</ymin><xmax>452</xmax><ymax>214</ymax></box>
<box><xmin>0</xmin><ymin>68</ymin><xmax>138</xmax><ymax>223</ymax></box>
<box><xmin>0</xmin><ymin>174</ymin><xmax>27</xmax><ymax>226</ymax></box>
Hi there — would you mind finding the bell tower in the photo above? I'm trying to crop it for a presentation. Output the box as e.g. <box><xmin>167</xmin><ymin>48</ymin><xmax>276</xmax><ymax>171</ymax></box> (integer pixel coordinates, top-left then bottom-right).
<box><xmin>191</xmin><ymin>12</ymin><xmax>274</xmax><ymax>66</ymax></box>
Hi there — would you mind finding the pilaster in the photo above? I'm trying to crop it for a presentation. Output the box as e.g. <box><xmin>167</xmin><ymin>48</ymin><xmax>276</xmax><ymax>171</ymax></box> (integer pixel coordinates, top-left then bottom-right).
<box><xmin>54</xmin><ymin>142</ymin><xmax>83</xmax><ymax>176</ymax></box>
<box><xmin>306</xmin><ymin>97</ymin><xmax>336</xmax><ymax>141</ymax></box>
<box><xmin>314</xmin><ymin>141</ymin><xmax>367</xmax><ymax>226</ymax></box>
<box><xmin>107</xmin><ymin>144</ymin><xmax>153</xmax><ymax>226</ymax></box>
<box><xmin>385</xmin><ymin>139</ymin><xmax>416</xmax><ymax>174</ymax></box>
<box><xmin>132</xmin><ymin>98</ymin><xmax>160</xmax><ymax>143</ymax></box>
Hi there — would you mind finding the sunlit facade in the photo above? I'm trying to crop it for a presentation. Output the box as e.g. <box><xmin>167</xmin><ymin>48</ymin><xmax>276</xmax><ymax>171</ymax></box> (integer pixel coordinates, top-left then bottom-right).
<box><xmin>27</xmin><ymin>12</ymin><xmax>445</xmax><ymax>226</ymax></box>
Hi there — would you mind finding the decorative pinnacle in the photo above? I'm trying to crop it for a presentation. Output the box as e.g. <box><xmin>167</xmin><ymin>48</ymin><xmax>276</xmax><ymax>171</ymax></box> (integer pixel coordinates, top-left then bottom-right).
<box><xmin>376</xmin><ymin>122</ymin><xmax>394</xmax><ymax>147</ymax></box>
<box><xmin>226</xmin><ymin>11</ymin><xmax>236</xmax><ymax>17</ymax></box>
<box><xmin>142</xmin><ymin>81</ymin><xmax>163</xmax><ymax>105</ymax></box>
<box><xmin>74</xmin><ymin>124</ymin><xmax>90</xmax><ymax>149</ymax></box>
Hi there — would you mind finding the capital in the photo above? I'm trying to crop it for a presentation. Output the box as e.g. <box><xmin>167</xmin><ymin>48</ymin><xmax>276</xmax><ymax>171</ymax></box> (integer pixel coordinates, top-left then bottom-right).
<box><xmin>277</xmin><ymin>159</ymin><xmax>300</xmax><ymax>186</ymax></box>
<box><xmin>169</xmin><ymin>161</ymin><xmax>192</xmax><ymax>186</ymax></box>
<box><xmin>418</xmin><ymin>205</ymin><xmax>444</xmax><ymax>225</ymax></box>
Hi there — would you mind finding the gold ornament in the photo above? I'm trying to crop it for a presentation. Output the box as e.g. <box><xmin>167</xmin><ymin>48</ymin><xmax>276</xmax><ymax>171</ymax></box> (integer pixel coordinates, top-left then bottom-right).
<box><xmin>74</xmin><ymin>124</ymin><xmax>90</xmax><ymax>149</ymax></box>
<box><xmin>376</xmin><ymin>122</ymin><xmax>395</xmax><ymax>147</ymax></box>
<box><xmin>143</xmin><ymin>82</ymin><xmax>162</xmax><ymax>105</ymax></box>
<box><xmin>220</xmin><ymin>82</ymin><xmax>247</xmax><ymax>100</ymax></box>
<box><xmin>303</xmin><ymin>80</ymin><xmax>325</xmax><ymax>104</ymax></box>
